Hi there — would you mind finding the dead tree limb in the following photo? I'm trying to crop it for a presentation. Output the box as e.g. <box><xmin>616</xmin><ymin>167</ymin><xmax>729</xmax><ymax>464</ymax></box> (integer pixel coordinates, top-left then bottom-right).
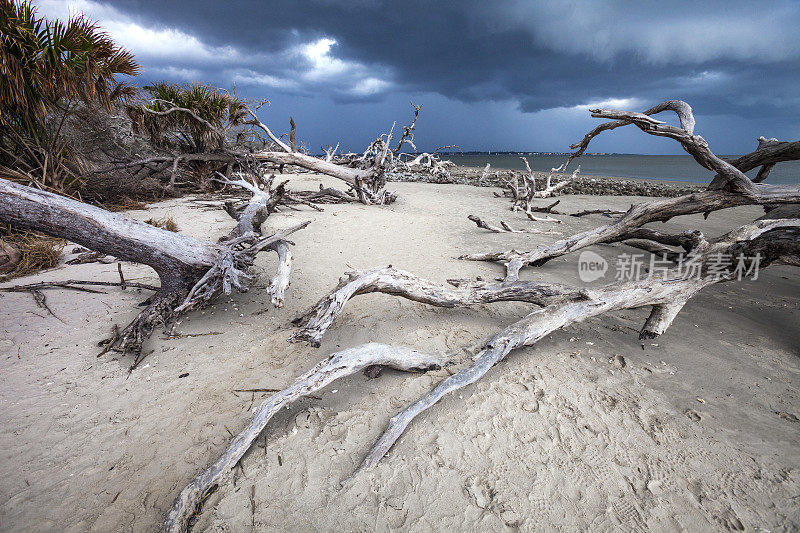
<box><xmin>394</xmin><ymin>151</ymin><xmax>455</xmax><ymax>180</ymax></box>
<box><xmin>163</xmin><ymin>343</ymin><xmax>442</xmax><ymax>533</ymax></box>
<box><xmin>393</xmin><ymin>101</ymin><xmax>420</xmax><ymax>153</ymax></box>
<box><xmin>479</xmin><ymin>163</ymin><xmax>492</xmax><ymax>183</ymax></box>
<box><xmin>321</xmin><ymin>142</ymin><xmax>339</xmax><ymax>162</ymax></box>
<box><xmin>125</xmin><ymin>98</ymin><xmax>417</xmax><ymax>204</ymax></box>
<box><xmin>253</xmin><ymin>149</ymin><xmax>393</xmax><ymax>202</ymax></box>
<box><xmin>0</xmin><ymin>279</ymin><xmax>160</xmax><ymax>293</ymax></box>
<box><xmin>530</xmin><ymin>200</ymin><xmax>563</xmax><ymax>214</ymax></box>
<box><xmin>215</xmin><ymin>173</ymin><xmax>286</xmax><ymax>240</ymax></box>
<box><xmin>292</xmin><ymin>185</ymin><xmax>359</xmax><ymax>204</ymax></box>
<box><xmin>468</xmin><ymin>215</ymin><xmax>556</xmax><ymax>234</ymax></box>
<box><xmin>570</xmin><ymin>208</ymin><xmax>626</xmax><ymax>218</ymax></box>
<box><xmin>466</xmin><ymin>185</ymin><xmax>800</xmax><ymax>280</ymax></box>
<box><xmin>289</xmin><ymin>267</ymin><xmax>587</xmax><ymax>347</ymax></box>
<box><xmin>532</xmin><ymin>163</ymin><xmax>580</xmax><ymax>199</ymax></box>
<box><xmin>524</xmin><ymin>212</ymin><xmax>562</xmax><ymax>223</ymax></box>
<box><xmin>499</xmin><ymin>158</ymin><xmax>577</xmax><ymax>216</ymax></box>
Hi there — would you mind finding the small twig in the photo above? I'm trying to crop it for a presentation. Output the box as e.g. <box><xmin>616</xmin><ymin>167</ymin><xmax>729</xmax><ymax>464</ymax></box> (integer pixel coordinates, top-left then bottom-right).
<box><xmin>162</xmin><ymin>331</ymin><xmax>223</xmax><ymax>340</ymax></box>
<box><xmin>128</xmin><ymin>349</ymin><xmax>154</xmax><ymax>373</ymax></box>
<box><xmin>98</xmin><ymin>325</ymin><xmax>120</xmax><ymax>357</ymax></box>
<box><xmin>30</xmin><ymin>289</ymin><xmax>64</xmax><ymax>323</ymax></box>
<box><xmin>250</xmin><ymin>485</ymin><xmax>256</xmax><ymax>529</ymax></box>
<box><xmin>117</xmin><ymin>263</ymin><xmax>127</xmax><ymax>290</ymax></box>
<box><xmin>0</xmin><ymin>279</ymin><xmax>160</xmax><ymax>293</ymax></box>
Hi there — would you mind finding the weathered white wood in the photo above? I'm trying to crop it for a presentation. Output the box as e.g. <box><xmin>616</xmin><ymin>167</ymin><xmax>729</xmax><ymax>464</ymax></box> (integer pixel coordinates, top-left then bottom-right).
<box><xmin>479</xmin><ymin>162</ymin><xmax>491</xmax><ymax>183</ymax></box>
<box><xmin>253</xmin><ymin>150</ymin><xmax>371</xmax><ymax>189</ymax></box>
<box><xmin>267</xmin><ymin>240</ymin><xmax>292</xmax><ymax>307</ymax></box>
<box><xmin>468</xmin><ymin>215</ymin><xmax>556</xmax><ymax>234</ymax></box>
<box><xmin>163</xmin><ymin>343</ymin><xmax>443</xmax><ymax>533</ymax></box>
<box><xmin>175</xmin><ymin>221</ymin><xmax>310</xmax><ymax>314</ymax></box>
<box><xmin>322</xmin><ymin>142</ymin><xmax>339</xmax><ymax>162</ymax></box>
<box><xmin>500</xmin><ymin>157</ymin><xmax>578</xmax><ymax>215</ymax></box>
<box><xmin>532</xmin><ymin>165</ymin><xmax>580</xmax><ymax>198</ymax></box>
<box><xmin>0</xmin><ymin>177</ymin><xmax>217</xmax><ymax>284</ymax></box>
<box><xmin>290</xmin><ymin>267</ymin><xmax>587</xmax><ymax>347</ymax></box>
<box><xmin>525</xmin><ymin>212</ymin><xmax>561</xmax><ymax>223</ymax></box>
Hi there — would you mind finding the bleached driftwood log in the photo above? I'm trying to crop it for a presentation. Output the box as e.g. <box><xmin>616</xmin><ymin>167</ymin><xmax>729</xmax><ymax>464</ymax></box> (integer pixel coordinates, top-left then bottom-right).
<box><xmin>467</xmin><ymin>215</ymin><xmax>557</xmax><ymax>235</ymax></box>
<box><xmin>465</xmin><ymin>101</ymin><xmax>800</xmax><ymax>280</ymax></box>
<box><xmin>0</xmin><ymin>176</ymin><xmax>308</xmax><ymax>355</ymax></box>
<box><xmin>289</xmin><ymin>267</ymin><xmax>587</xmax><ymax>347</ymax></box>
<box><xmin>254</xmin><ymin>149</ymin><xmax>393</xmax><ymax>204</ymax></box>
<box><xmin>292</xmin><ymin>220</ymin><xmax>798</xmax><ymax>476</ymax></box>
<box><xmin>163</xmin><ymin>343</ymin><xmax>442</xmax><ymax>533</ymax></box>
<box><xmin>570</xmin><ymin>208</ymin><xmax>626</xmax><ymax>218</ymax></box>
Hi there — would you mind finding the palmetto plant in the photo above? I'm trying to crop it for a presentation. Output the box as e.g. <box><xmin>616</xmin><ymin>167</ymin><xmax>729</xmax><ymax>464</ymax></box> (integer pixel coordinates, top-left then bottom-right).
<box><xmin>127</xmin><ymin>82</ymin><xmax>248</xmax><ymax>154</ymax></box>
<box><xmin>0</xmin><ymin>0</ymin><xmax>139</xmax><ymax>191</ymax></box>
<box><xmin>124</xmin><ymin>82</ymin><xmax>252</xmax><ymax>189</ymax></box>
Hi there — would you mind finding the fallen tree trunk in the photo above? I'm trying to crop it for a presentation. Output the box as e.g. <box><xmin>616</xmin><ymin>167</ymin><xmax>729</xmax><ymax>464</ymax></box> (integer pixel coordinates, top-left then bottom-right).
<box><xmin>252</xmin><ymin>150</ymin><xmax>392</xmax><ymax>202</ymax></box>
<box><xmin>0</xmin><ymin>176</ymin><xmax>308</xmax><ymax>355</ymax></box>
<box><xmin>163</xmin><ymin>342</ymin><xmax>442</xmax><ymax>533</ymax></box>
<box><xmin>123</xmin><ymin>98</ymin><xmax>403</xmax><ymax>204</ymax></box>
<box><xmin>464</xmin><ymin>187</ymin><xmax>800</xmax><ymax>280</ymax></box>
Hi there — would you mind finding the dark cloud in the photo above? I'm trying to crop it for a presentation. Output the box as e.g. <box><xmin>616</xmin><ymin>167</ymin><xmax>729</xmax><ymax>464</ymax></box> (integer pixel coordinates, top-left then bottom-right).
<box><xmin>37</xmin><ymin>0</ymin><xmax>800</xmax><ymax>153</ymax></box>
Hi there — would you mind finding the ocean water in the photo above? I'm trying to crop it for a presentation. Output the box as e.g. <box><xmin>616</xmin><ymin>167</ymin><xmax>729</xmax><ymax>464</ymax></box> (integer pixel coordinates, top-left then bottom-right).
<box><xmin>444</xmin><ymin>153</ymin><xmax>800</xmax><ymax>185</ymax></box>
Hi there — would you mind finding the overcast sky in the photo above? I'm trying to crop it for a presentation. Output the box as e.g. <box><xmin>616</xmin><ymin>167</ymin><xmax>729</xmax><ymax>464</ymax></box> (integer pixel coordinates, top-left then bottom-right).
<box><xmin>39</xmin><ymin>0</ymin><xmax>800</xmax><ymax>155</ymax></box>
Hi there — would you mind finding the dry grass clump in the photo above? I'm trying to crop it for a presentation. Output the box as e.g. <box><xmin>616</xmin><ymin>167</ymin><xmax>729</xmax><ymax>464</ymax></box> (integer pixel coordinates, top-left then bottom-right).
<box><xmin>144</xmin><ymin>216</ymin><xmax>179</xmax><ymax>232</ymax></box>
<box><xmin>106</xmin><ymin>198</ymin><xmax>149</xmax><ymax>211</ymax></box>
<box><xmin>0</xmin><ymin>224</ymin><xmax>65</xmax><ymax>280</ymax></box>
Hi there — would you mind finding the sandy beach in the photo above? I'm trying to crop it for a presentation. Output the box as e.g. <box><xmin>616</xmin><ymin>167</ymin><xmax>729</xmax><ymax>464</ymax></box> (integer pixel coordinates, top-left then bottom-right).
<box><xmin>1</xmin><ymin>174</ymin><xmax>798</xmax><ymax>531</ymax></box>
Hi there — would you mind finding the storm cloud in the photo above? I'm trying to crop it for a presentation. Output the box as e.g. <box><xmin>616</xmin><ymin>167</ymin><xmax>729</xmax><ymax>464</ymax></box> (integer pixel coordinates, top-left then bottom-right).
<box><xmin>38</xmin><ymin>0</ymin><xmax>800</xmax><ymax>154</ymax></box>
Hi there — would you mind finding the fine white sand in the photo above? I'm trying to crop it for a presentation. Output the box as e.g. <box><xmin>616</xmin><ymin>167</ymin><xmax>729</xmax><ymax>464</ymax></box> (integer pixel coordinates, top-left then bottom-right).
<box><xmin>1</xmin><ymin>174</ymin><xmax>798</xmax><ymax>531</ymax></box>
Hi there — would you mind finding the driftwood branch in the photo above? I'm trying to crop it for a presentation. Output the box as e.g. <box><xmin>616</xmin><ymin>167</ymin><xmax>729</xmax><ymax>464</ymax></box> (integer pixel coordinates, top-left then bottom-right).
<box><xmin>498</xmin><ymin>158</ymin><xmax>578</xmax><ymax>216</ymax></box>
<box><xmin>163</xmin><ymin>343</ymin><xmax>442</xmax><ymax>533</ymax></box>
<box><xmin>247</xmin><ymin>107</ymin><xmax>403</xmax><ymax>205</ymax></box>
<box><xmin>570</xmin><ymin>208</ymin><xmax>626</xmax><ymax>218</ymax></box>
<box><xmin>468</xmin><ymin>215</ymin><xmax>556</xmax><ymax>234</ymax></box>
<box><xmin>289</xmin><ymin>267</ymin><xmax>587</xmax><ymax>347</ymax></box>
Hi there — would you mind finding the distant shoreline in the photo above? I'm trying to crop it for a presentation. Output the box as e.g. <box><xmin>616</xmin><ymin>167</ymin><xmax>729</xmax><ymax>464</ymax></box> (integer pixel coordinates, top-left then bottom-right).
<box><xmin>389</xmin><ymin>165</ymin><xmax>704</xmax><ymax>197</ymax></box>
<box><xmin>438</xmin><ymin>153</ymin><xmax>800</xmax><ymax>185</ymax></box>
